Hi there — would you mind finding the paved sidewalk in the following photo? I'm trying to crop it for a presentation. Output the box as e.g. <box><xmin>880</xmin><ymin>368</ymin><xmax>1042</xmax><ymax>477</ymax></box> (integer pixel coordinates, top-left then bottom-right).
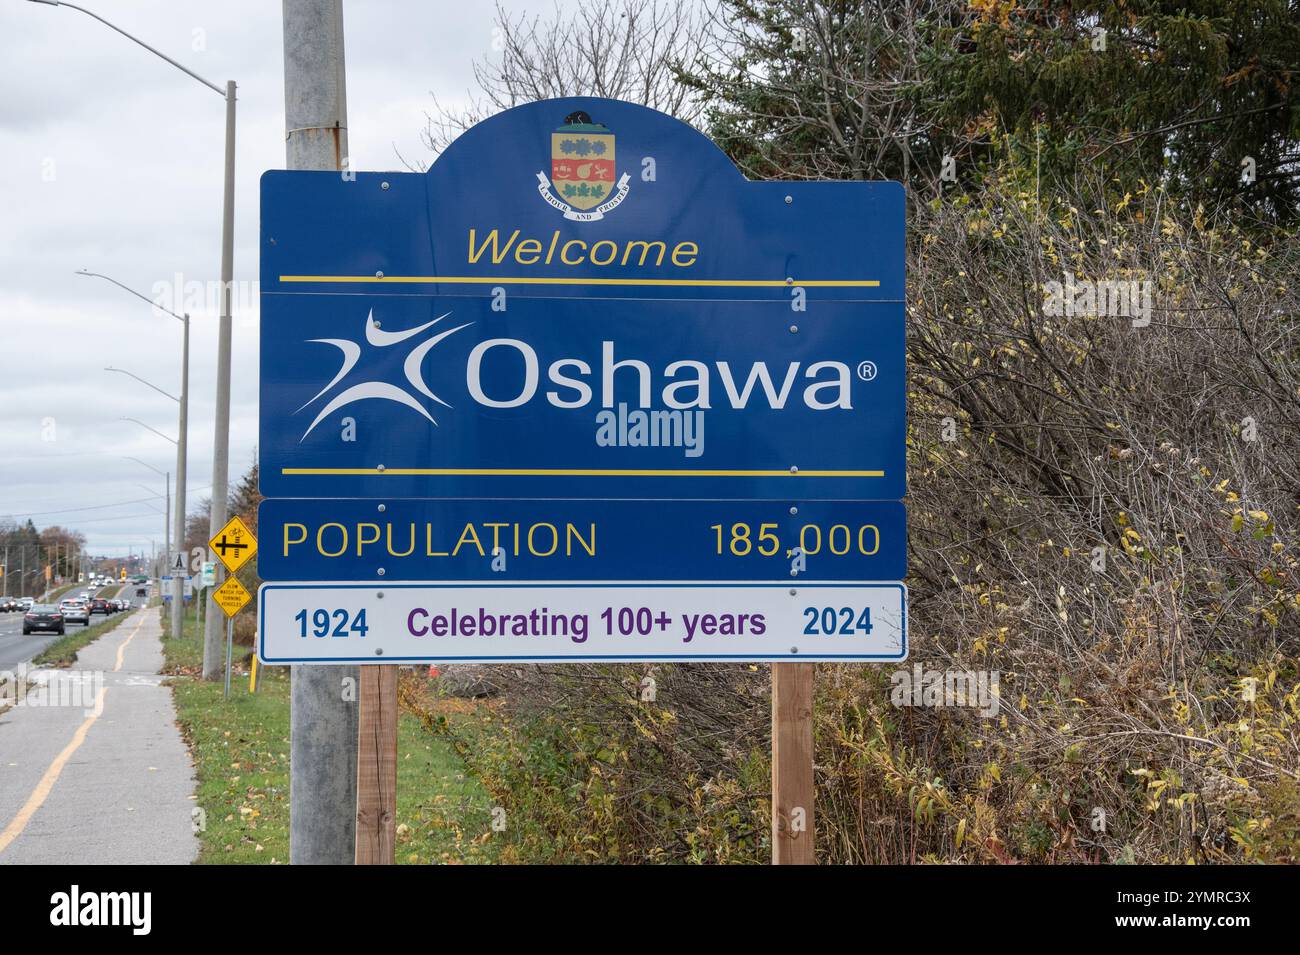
<box><xmin>0</xmin><ymin>609</ymin><xmax>198</xmax><ymax>864</ymax></box>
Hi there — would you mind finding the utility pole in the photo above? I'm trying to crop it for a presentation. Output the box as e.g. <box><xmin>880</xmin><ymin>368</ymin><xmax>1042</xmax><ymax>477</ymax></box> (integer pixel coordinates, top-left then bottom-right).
<box><xmin>283</xmin><ymin>0</ymin><xmax>358</xmax><ymax>865</ymax></box>
<box><xmin>201</xmin><ymin>76</ymin><xmax>237</xmax><ymax>680</ymax></box>
<box><xmin>164</xmin><ymin>474</ymin><xmax>171</xmax><ymax>604</ymax></box>
<box><xmin>177</xmin><ymin>313</ymin><xmax>189</xmax><ymax>628</ymax></box>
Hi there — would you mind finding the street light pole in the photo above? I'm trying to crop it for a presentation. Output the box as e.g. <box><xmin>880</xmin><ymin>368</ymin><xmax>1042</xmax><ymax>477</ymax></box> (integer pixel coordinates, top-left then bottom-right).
<box><xmin>31</xmin><ymin>0</ymin><xmax>236</xmax><ymax>679</ymax></box>
<box><xmin>81</xmin><ymin>272</ymin><xmax>189</xmax><ymax>637</ymax></box>
<box><xmin>205</xmin><ymin>77</ymin><xmax>237</xmax><ymax>681</ymax></box>
<box><xmin>104</xmin><ymin>358</ymin><xmax>185</xmax><ymax>641</ymax></box>
<box><xmin>125</xmin><ymin>458</ymin><xmax>170</xmax><ymax>606</ymax></box>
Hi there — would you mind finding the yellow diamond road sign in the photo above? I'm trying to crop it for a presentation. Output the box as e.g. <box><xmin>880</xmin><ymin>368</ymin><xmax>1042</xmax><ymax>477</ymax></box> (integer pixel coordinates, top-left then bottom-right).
<box><xmin>209</xmin><ymin>515</ymin><xmax>257</xmax><ymax>574</ymax></box>
<box><xmin>213</xmin><ymin>576</ymin><xmax>252</xmax><ymax>618</ymax></box>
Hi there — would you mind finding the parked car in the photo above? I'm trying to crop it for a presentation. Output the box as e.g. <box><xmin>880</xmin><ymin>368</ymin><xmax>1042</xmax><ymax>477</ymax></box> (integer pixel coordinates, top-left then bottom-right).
<box><xmin>23</xmin><ymin>605</ymin><xmax>65</xmax><ymax>635</ymax></box>
<box><xmin>59</xmin><ymin>599</ymin><xmax>90</xmax><ymax>627</ymax></box>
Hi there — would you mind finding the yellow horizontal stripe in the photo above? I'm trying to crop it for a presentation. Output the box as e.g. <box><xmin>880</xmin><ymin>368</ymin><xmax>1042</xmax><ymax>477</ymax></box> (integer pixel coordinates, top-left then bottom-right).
<box><xmin>282</xmin><ymin>467</ymin><xmax>885</xmax><ymax>477</ymax></box>
<box><xmin>279</xmin><ymin>275</ymin><xmax>880</xmax><ymax>288</ymax></box>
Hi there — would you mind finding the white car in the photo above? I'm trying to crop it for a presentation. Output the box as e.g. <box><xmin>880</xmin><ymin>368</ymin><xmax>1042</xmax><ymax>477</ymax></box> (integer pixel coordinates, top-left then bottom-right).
<box><xmin>59</xmin><ymin>599</ymin><xmax>91</xmax><ymax>626</ymax></box>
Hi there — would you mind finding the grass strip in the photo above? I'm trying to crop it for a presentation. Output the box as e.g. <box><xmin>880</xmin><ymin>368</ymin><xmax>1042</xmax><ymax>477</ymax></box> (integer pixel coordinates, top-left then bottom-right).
<box><xmin>162</xmin><ymin>604</ymin><xmax>498</xmax><ymax>864</ymax></box>
<box><xmin>30</xmin><ymin>605</ymin><xmax>138</xmax><ymax>668</ymax></box>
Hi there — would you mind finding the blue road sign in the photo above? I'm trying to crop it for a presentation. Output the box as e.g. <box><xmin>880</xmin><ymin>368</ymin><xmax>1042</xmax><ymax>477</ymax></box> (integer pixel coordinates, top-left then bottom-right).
<box><xmin>257</xmin><ymin>498</ymin><xmax>906</xmax><ymax>582</ymax></box>
<box><xmin>260</xmin><ymin>97</ymin><xmax>905</xmax><ymax>502</ymax></box>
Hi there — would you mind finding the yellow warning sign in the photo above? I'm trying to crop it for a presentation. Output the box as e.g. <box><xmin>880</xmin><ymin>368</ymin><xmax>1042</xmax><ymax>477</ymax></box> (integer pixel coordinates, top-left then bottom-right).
<box><xmin>212</xmin><ymin>576</ymin><xmax>252</xmax><ymax>618</ymax></box>
<box><xmin>209</xmin><ymin>515</ymin><xmax>258</xmax><ymax>574</ymax></box>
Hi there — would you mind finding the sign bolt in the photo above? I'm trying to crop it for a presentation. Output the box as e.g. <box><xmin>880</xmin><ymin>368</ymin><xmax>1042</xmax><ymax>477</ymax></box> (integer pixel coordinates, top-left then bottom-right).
<box><xmin>790</xmin><ymin>647</ymin><xmax>799</xmax><ymax>654</ymax></box>
<box><xmin>376</xmin><ymin>464</ymin><xmax>386</xmax><ymax>472</ymax></box>
<box><xmin>375</xmin><ymin>648</ymin><xmax>384</xmax><ymax>656</ymax></box>
<box><xmin>376</xmin><ymin>592</ymin><xmax>384</xmax><ymax>599</ymax></box>
<box><xmin>377</xmin><ymin>568</ymin><xmax>386</xmax><ymax>577</ymax></box>
<box><xmin>789</xmin><ymin>506</ymin><xmax>798</xmax><ymax>515</ymax></box>
<box><xmin>381</xmin><ymin>181</ymin><xmax>390</xmax><ymax>191</ymax></box>
<box><xmin>789</xmin><ymin>324</ymin><xmax>798</xmax><ymax>334</ymax></box>
<box><xmin>789</xmin><ymin>465</ymin><xmax>799</xmax><ymax>474</ymax></box>
<box><xmin>375</xmin><ymin>270</ymin><xmax>384</xmax><ymax>279</ymax></box>
<box><xmin>789</xmin><ymin>589</ymin><xmax>798</xmax><ymax>596</ymax></box>
<box><xmin>377</xmin><ymin>504</ymin><xmax>386</xmax><ymax>513</ymax></box>
<box><xmin>784</xmin><ymin>195</ymin><xmax>792</xmax><ymax>204</ymax></box>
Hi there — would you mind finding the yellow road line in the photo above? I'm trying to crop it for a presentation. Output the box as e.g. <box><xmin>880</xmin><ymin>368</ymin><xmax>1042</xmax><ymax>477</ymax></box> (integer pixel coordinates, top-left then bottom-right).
<box><xmin>0</xmin><ymin>614</ymin><xmax>145</xmax><ymax>855</ymax></box>
<box><xmin>282</xmin><ymin>467</ymin><xmax>885</xmax><ymax>477</ymax></box>
<box><xmin>114</xmin><ymin>615</ymin><xmax>144</xmax><ymax>672</ymax></box>
<box><xmin>280</xmin><ymin>275</ymin><xmax>881</xmax><ymax>288</ymax></box>
<box><xmin>0</xmin><ymin>686</ymin><xmax>109</xmax><ymax>855</ymax></box>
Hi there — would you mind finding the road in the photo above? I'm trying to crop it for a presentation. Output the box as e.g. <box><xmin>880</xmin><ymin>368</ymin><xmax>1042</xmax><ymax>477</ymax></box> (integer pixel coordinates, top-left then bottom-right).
<box><xmin>0</xmin><ymin>584</ymin><xmax>123</xmax><ymax>672</ymax></box>
<box><xmin>0</xmin><ymin>606</ymin><xmax>197</xmax><ymax>863</ymax></box>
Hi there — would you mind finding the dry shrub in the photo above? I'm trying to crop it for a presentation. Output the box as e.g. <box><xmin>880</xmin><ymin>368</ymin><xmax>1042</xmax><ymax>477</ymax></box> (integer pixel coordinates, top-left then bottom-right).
<box><xmin>836</xmin><ymin>164</ymin><xmax>1300</xmax><ymax>863</ymax></box>
<box><xmin>405</xmin><ymin>165</ymin><xmax>1298</xmax><ymax>864</ymax></box>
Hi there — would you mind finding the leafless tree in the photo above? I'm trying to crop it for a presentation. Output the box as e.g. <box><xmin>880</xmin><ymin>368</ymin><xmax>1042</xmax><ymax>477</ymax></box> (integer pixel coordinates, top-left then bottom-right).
<box><xmin>684</xmin><ymin>0</ymin><xmax>972</xmax><ymax>186</ymax></box>
<box><xmin>418</xmin><ymin>0</ymin><xmax>714</xmax><ymax>165</ymax></box>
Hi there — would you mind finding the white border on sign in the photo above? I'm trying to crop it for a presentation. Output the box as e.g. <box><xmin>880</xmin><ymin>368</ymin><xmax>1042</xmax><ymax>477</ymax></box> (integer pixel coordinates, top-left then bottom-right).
<box><xmin>256</xmin><ymin>580</ymin><xmax>907</xmax><ymax>665</ymax></box>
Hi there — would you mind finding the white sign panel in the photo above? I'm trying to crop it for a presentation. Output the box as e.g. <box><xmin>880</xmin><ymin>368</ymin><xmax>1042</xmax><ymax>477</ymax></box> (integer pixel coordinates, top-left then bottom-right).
<box><xmin>258</xmin><ymin>581</ymin><xmax>907</xmax><ymax>664</ymax></box>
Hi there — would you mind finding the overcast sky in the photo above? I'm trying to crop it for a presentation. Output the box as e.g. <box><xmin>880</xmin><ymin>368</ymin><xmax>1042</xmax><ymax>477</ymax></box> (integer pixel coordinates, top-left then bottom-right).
<box><xmin>1</xmin><ymin>0</ymin><xmax>565</xmax><ymax>557</ymax></box>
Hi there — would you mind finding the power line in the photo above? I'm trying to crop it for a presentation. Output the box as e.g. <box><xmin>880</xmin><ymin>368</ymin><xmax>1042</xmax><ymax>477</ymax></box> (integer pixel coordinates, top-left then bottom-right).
<box><xmin>0</xmin><ymin>485</ymin><xmax>212</xmax><ymax>520</ymax></box>
<box><xmin>64</xmin><ymin>511</ymin><xmax>176</xmax><ymax>526</ymax></box>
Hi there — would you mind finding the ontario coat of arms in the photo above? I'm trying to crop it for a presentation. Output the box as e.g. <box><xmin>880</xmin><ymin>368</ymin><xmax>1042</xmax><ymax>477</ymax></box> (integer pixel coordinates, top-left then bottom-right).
<box><xmin>535</xmin><ymin>110</ymin><xmax>631</xmax><ymax>221</ymax></box>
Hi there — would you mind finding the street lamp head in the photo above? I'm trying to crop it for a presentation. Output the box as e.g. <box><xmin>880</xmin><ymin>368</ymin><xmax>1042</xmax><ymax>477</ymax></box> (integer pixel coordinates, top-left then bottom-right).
<box><xmin>120</xmin><ymin>416</ymin><xmax>179</xmax><ymax>444</ymax></box>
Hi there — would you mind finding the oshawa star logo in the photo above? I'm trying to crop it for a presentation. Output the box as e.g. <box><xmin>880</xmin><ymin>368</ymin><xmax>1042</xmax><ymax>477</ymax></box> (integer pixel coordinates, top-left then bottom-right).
<box><xmin>296</xmin><ymin>309</ymin><xmax>472</xmax><ymax>441</ymax></box>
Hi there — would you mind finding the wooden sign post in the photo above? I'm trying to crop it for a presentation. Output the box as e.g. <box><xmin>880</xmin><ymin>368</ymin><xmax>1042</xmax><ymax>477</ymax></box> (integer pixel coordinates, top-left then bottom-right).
<box><xmin>355</xmin><ymin>666</ymin><xmax>398</xmax><ymax>864</ymax></box>
<box><xmin>772</xmin><ymin>662</ymin><xmax>815</xmax><ymax>864</ymax></box>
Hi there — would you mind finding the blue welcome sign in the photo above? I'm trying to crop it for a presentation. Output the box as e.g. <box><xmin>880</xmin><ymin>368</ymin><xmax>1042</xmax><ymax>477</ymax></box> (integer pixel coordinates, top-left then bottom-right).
<box><xmin>259</xmin><ymin>98</ymin><xmax>905</xmax><ymax>502</ymax></box>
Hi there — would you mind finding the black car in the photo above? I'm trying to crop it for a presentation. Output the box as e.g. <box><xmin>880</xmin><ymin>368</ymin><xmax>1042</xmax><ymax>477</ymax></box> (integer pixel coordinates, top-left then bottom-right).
<box><xmin>89</xmin><ymin>598</ymin><xmax>110</xmax><ymax>615</ymax></box>
<box><xmin>23</xmin><ymin>605</ymin><xmax>65</xmax><ymax>635</ymax></box>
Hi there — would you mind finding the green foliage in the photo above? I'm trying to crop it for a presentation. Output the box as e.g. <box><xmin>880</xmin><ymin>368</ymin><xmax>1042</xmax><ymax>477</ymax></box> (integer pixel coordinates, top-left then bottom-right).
<box><xmin>932</xmin><ymin>1</ymin><xmax>1300</xmax><ymax>222</ymax></box>
<box><xmin>683</xmin><ymin>0</ymin><xmax>1300</xmax><ymax>223</ymax></box>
